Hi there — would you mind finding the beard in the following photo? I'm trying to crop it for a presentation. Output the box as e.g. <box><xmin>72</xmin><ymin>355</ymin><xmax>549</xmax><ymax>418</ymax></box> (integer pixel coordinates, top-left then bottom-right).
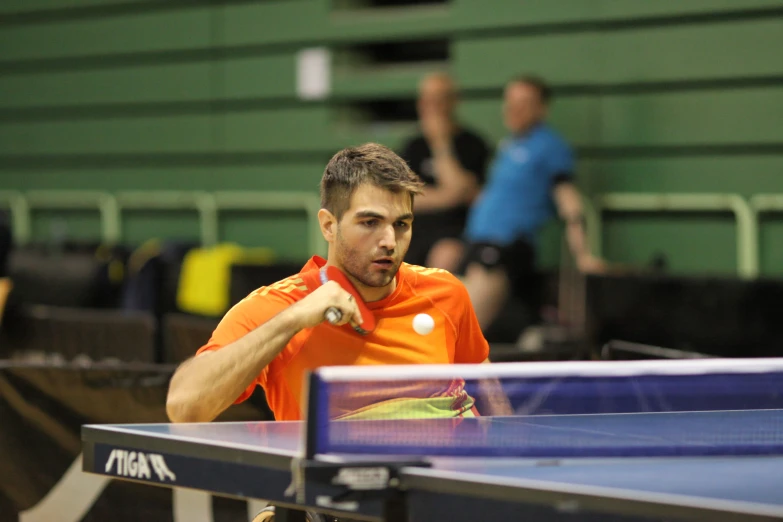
<box><xmin>335</xmin><ymin>228</ymin><xmax>402</xmax><ymax>288</ymax></box>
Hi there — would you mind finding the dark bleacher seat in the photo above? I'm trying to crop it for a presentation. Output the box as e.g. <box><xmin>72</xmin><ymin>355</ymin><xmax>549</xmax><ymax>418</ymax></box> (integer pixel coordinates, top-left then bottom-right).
<box><xmin>1</xmin><ymin>305</ymin><xmax>156</xmax><ymax>363</ymax></box>
<box><xmin>162</xmin><ymin>313</ymin><xmax>219</xmax><ymax>364</ymax></box>
<box><xmin>8</xmin><ymin>243</ymin><xmax>127</xmax><ymax>309</ymax></box>
<box><xmin>229</xmin><ymin>262</ymin><xmax>305</xmax><ymax>307</ymax></box>
<box><xmin>587</xmin><ymin>274</ymin><xmax>783</xmax><ymax>358</ymax></box>
<box><xmin>121</xmin><ymin>240</ymin><xmax>197</xmax><ymax>316</ymax></box>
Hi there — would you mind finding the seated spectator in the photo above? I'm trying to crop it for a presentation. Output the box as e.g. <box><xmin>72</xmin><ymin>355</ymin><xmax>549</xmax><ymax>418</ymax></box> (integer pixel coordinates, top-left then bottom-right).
<box><xmin>401</xmin><ymin>72</ymin><xmax>490</xmax><ymax>272</ymax></box>
<box><xmin>459</xmin><ymin>75</ymin><xmax>605</xmax><ymax>330</ymax></box>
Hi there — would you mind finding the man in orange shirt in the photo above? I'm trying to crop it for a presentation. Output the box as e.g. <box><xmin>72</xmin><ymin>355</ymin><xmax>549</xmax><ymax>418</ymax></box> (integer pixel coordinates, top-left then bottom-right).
<box><xmin>166</xmin><ymin>143</ymin><xmax>494</xmax><ymax>424</ymax></box>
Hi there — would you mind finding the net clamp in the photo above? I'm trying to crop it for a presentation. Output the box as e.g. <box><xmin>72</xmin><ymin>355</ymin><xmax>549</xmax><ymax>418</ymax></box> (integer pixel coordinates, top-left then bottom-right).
<box><xmin>290</xmin><ymin>459</ymin><xmax>431</xmax><ymax>514</ymax></box>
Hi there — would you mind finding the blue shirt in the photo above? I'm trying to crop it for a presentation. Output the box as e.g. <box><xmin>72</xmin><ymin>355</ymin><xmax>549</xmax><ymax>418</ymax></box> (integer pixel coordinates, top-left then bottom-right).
<box><xmin>464</xmin><ymin>123</ymin><xmax>574</xmax><ymax>245</ymax></box>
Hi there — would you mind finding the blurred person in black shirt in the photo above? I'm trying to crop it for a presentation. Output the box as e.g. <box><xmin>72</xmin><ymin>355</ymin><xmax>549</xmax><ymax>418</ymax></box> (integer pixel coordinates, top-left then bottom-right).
<box><xmin>400</xmin><ymin>72</ymin><xmax>490</xmax><ymax>272</ymax></box>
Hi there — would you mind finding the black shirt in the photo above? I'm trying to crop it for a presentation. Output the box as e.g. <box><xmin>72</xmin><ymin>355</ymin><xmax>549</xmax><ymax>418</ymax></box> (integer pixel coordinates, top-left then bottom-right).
<box><xmin>400</xmin><ymin>127</ymin><xmax>490</xmax><ymax>265</ymax></box>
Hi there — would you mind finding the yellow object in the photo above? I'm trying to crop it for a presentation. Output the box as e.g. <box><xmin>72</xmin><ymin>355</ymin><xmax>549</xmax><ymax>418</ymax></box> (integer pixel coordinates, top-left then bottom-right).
<box><xmin>335</xmin><ymin>395</ymin><xmax>477</xmax><ymax>421</ymax></box>
<box><xmin>177</xmin><ymin>243</ymin><xmax>275</xmax><ymax>316</ymax></box>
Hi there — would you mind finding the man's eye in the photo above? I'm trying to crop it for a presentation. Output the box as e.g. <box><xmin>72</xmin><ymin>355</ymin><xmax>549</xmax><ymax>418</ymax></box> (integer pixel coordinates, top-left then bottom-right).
<box><xmin>362</xmin><ymin>220</ymin><xmax>377</xmax><ymax>227</ymax></box>
<box><xmin>395</xmin><ymin>221</ymin><xmax>410</xmax><ymax>229</ymax></box>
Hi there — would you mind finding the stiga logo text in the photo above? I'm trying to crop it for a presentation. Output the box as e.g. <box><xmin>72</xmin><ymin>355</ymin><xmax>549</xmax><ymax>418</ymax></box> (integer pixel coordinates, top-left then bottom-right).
<box><xmin>104</xmin><ymin>449</ymin><xmax>177</xmax><ymax>482</ymax></box>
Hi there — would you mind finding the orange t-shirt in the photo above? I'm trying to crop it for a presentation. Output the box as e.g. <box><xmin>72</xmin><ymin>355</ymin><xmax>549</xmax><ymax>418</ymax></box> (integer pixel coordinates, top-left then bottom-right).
<box><xmin>197</xmin><ymin>256</ymin><xmax>489</xmax><ymax>420</ymax></box>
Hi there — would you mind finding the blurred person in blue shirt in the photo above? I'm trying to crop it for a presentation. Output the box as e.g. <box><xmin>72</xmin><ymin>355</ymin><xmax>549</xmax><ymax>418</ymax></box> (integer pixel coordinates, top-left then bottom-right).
<box><xmin>458</xmin><ymin>75</ymin><xmax>604</xmax><ymax>330</ymax></box>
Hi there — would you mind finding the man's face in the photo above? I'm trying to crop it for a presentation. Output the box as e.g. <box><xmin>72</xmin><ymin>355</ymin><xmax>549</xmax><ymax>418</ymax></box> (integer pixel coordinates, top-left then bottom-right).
<box><xmin>503</xmin><ymin>81</ymin><xmax>545</xmax><ymax>134</ymax></box>
<box><xmin>417</xmin><ymin>75</ymin><xmax>455</xmax><ymax>121</ymax></box>
<box><xmin>334</xmin><ymin>183</ymin><xmax>413</xmax><ymax>289</ymax></box>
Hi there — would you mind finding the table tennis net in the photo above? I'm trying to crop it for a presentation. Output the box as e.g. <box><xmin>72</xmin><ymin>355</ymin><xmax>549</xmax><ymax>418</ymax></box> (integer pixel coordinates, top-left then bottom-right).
<box><xmin>306</xmin><ymin>359</ymin><xmax>783</xmax><ymax>458</ymax></box>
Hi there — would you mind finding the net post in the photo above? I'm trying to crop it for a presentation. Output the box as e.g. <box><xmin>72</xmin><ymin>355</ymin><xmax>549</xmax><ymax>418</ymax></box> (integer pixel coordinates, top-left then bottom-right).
<box><xmin>304</xmin><ymin>370</ymin><xmax>323</xmax><ymax>460</ymax></box>
<box><xmin>286</xmin><ymin>370</ymin><xmax>326</xmax><ymax>506</ymax></box>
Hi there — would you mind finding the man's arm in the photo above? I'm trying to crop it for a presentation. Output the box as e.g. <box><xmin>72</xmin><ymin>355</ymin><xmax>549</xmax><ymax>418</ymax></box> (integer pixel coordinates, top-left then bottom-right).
<box><xmin>414</xmin><ymin>144</ymin><xmax>480</xmax><ymax>212</ymax></box>
<box><xmin>476</xmin><ymin>357</ymin><xmax>515</xmax><ymax>416</ymax></box>
<box><xmin>553</xmin><ymin>181</ymin><xmax>605</xmax><ymax>273</ymax></box>
<box><xmin>414</xmin><ymin>115</ymin><xmax>482</xmax><ymax>212</ymax></box>
<box><xmin>166</xmin><ymin>280</ymin><xmax>362</xmax><ymax>423</ymax></box>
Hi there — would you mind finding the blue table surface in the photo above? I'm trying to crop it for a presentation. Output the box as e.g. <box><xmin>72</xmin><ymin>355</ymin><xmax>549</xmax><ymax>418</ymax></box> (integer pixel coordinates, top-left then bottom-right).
<box><xmin>97</xmin><ymin>410</ymin><xmax>783</xmax><ymax>506</ymax></box>
<box><xmin>414</xmin><ymin>455</ymin><xmax>783</xmax><ymax>506</ymax></box>
<box><xmin>116</xmin><ymin>409</ymin><xmax>783</xmax><ymax>449</ymax></box>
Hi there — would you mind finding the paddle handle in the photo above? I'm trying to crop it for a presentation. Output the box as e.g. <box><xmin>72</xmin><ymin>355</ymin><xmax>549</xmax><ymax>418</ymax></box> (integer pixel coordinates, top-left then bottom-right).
<box><xmin>324</xmin><ymin>306</ymin><xmax>342</xmax><ymax>325</ymax></box>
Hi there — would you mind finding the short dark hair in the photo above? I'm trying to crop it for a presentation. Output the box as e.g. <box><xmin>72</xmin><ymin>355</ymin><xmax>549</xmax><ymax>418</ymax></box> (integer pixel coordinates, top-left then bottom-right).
<box><xmin>320</xmin><ymin>143</ymin><xmax>425</xmax><ymax>220</ymax></box>
<box><xmin>511</xmin><ymin>75</ymin><xmax>552</xmax><ymax>105</ymax></box>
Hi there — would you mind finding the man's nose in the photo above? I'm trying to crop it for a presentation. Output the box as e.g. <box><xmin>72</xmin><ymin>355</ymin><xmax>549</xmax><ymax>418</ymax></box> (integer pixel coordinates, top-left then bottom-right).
<box><xmin>378</xmin><ymin>225</ymin><xmax>396</xmax><ymax>250</ymax></box>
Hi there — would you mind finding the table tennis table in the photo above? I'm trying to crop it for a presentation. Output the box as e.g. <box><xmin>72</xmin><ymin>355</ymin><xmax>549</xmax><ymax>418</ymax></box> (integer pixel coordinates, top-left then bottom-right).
<box><xmin>82</xmin><ymin>410</ymin><xmax>783</xmax><ymax>522</ymax></box>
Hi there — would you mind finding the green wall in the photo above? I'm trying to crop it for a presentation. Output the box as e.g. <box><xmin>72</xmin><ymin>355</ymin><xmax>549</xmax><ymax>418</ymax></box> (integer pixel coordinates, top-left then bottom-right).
<box><xmin>0</xmin><ymin>0</ymin><xmax>781</xmax><ymax>272</ymax></box>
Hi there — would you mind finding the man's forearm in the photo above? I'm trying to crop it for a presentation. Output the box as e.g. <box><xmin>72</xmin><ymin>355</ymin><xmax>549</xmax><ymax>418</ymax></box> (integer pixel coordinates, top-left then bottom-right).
<box><xmin>166</xmin><ymin>306</ymin><xmax>304</xmax><ymax>423</ymax></box>
<box><xmin>554</xmin><ymin>183</ymin><xmax>591</xmax><ymax>262</ymax></box>
<box><xmin>476</xmin><ymin>358</ymin><xmax>514</xmax><ymax>416</ymax></box>
<box><xmin>433</xmin><ymin>144</ymin><xmax>475</xmax><ymax>190</ymax></box>
<box><xmin>415</xmin><ymin>145</ymin><xmax>477</xmax><ymax>211</ymax></box>
<box><xmin>415</xmin><ymin>185</ymin><xmax>459</xmax><ymax>212</ymax></box>
<box><xmin>565</xmin><ymin>218</ymin><xmax>589</xmax><ymax>261</ymax></box>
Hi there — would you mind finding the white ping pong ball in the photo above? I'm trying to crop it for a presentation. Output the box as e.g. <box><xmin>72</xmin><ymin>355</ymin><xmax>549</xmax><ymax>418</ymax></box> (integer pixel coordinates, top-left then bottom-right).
<box><xmin>413</xmin><ymin>313</ymin><xmax>434</xmax><ymax>335</ymax></box>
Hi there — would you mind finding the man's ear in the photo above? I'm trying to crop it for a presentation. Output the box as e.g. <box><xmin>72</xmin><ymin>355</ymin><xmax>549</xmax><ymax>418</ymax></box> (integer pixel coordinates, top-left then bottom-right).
<box><xmin>318</xmin><ymin>208</ymin><xmax>338</xmax><ymax>242</ymax></box>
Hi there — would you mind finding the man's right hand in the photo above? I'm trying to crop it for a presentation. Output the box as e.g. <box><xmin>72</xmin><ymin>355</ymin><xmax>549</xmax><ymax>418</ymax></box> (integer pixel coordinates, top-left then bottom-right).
<box><xmin>291</xmin><ymin>280</ymin><xmax>364</xmax><ymax>330</ymax></box>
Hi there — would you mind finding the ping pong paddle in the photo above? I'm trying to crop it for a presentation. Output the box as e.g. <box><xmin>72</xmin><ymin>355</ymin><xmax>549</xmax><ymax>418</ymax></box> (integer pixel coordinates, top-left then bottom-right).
<box><xmin>319</xmin><ymin>265</ymin><xmax>376</xmax><ymax>335</ymax></box>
